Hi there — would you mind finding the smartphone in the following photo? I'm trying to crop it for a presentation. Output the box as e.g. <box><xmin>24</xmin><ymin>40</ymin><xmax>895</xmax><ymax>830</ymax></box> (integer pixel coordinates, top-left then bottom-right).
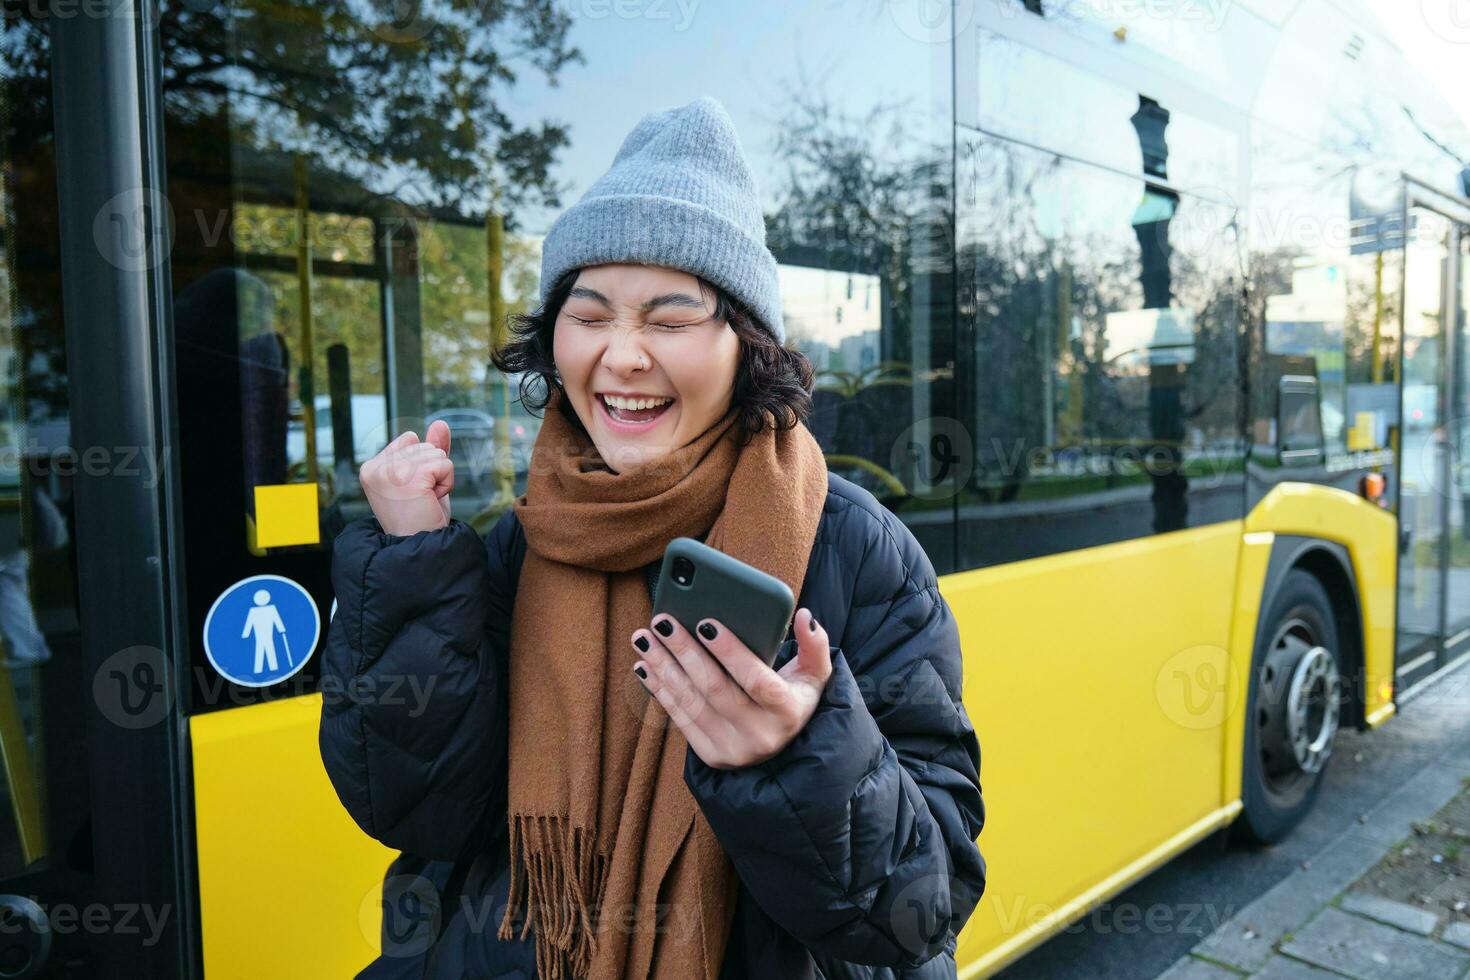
<box><xmin>652</xmin><ymin>537</ymin><xmax>796</xmax><ymax>667</ymax></box>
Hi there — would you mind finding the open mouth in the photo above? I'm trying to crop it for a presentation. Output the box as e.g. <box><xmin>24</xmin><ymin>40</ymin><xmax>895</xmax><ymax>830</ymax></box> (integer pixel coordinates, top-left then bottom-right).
<box><xmin>597</xmin><ymin>393</ymin><xmax>675</xmax><ymax>430</ymax></box>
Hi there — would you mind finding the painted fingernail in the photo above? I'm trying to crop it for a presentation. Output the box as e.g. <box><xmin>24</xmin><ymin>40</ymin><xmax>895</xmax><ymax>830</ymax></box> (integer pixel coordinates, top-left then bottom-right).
<box><xmin>654</xmin><ymin>618</ymin><xmax>674</xmax><ymax>637</ymax></box>
<box><xmin>633</xmin><ymin>664</ymin><xmax>647</xmax><ymax>679</ymax></box>
<box><xmin>809</xmin><ymin>615</ymin><xmax>820</xmax><ymax>633</ymax></box>
<box><xmin>698</xmin><ymin>622</ymin><xmax>718</xmax><ymax>641</ymax></box>
<box><xmin>634</xmin><ymin>635</ymin><xmax>650</xmax><ymax>652</ymax></box>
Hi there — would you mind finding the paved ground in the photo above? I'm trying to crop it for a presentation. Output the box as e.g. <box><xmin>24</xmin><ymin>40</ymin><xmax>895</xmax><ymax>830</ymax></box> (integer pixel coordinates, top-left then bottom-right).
<box><xmin>1156</xmin><ymin>765</ymin><xmax>1470</xmax><ymax>979</ymax></box>
<box><xmin>991</xmin><ymin>658</ymin><xmax>1470</xmax><ymax>980</ymax></box>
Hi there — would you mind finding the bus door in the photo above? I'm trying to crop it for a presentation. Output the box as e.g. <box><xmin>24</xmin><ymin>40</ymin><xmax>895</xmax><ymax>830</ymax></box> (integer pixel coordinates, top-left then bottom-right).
<box><xmin>0</xmin><ymin>7</ymin><xmax>191</xmax><ymax>978</ymax></box>
<box><xmin>161</xmin><ymin>51</ymin><xmax>528</xmax><ymax>974</ymax></box>
<box><xmin>1395</xmin><ymin>185</ymin><xmax>1470</xmax><ymax>698</ymax></box>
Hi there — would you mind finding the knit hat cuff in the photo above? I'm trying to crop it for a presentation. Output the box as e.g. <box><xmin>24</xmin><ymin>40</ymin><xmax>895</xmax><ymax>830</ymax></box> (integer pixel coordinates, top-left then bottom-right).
<box><xmin>539</xmin><ymin>193</ymin><xmax>786</xmax><ymax>343</ymax></box>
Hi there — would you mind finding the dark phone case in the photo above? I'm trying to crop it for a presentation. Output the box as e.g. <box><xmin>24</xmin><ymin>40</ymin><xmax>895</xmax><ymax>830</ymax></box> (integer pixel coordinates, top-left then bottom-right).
<box><xmin>652</xmin><ymin>537</ymin><xmax>795</xmax><ymax>666</ymax></box>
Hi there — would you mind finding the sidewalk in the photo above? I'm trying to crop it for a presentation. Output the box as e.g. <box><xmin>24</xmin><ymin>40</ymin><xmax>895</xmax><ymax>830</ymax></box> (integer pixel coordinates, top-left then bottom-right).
<box><xmin>1156</xmin><ymin>761</ymin><xmax>1470</xmax><ymax>980</ymax></box>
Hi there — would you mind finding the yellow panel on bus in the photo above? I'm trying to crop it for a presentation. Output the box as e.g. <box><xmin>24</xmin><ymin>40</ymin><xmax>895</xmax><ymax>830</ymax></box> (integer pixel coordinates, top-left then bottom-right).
<box><xmin>192</xmin><ymin>694</ymin><xmax>390</xmax><ymax>979</ymax></box>
<box><xmin>188</xmin><ymin>484</ymin><xmax>1397</xmax><ymax>979</ymax></box>
<box><xmin>947</xmin><ymin>520</ymin><xmax>1243</xmax><ymax>975</ymax></box>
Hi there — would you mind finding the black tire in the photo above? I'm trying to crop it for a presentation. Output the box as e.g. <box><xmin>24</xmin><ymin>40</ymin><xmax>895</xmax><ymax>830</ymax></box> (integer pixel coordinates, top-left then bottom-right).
<box><xmin>1234</xmin><ymin>568</ymin><xmax>1345</xmax><ymax>846</ymax></box>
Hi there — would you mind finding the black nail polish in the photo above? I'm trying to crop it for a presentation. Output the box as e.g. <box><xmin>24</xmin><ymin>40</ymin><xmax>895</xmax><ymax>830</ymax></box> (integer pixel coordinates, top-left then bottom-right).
<box><xmin>809</xmin><ymin>615</ymin><xmax>819</xmax><ymax>633</ymax></box>
<box><xmin>654</xmin><ymin>618</ymin><xmax>674</xmax><ymax>637</ymax></box>
<box><xmin>633</xmin><ymin>665</ymin><xmax>647</xmax><ymax>679</ymax></box>
<box><xmin>634</xmin><ymin>635</ymin><xmax>649</xmax><ymax>652</ymax></box>
<box><xmin>698</xmin><ymin>622</ymin><xmax>718</xmax><ymax>641</ymax></box>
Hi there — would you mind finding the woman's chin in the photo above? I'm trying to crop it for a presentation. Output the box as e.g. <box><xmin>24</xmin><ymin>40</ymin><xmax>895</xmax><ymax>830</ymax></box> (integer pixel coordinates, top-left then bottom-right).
<box><xmin>595</xmin><ymin>440</ymin><xmax>670</xmax><ymax>473</ymax></box>
<box><xmin>591</xmin><ymin>408</ymin><xmax>683</xmax><ymax>472</ymax></box>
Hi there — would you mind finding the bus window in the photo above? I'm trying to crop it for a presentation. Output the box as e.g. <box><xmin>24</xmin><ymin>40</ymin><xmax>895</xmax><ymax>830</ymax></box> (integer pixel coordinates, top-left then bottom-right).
<box><xmin>160</xmin><ymin>1</ymin><xmax>957</xmax><ymax>687</ymax></box>
<box><xmin>957</xmin><ymin>137</ymin><xmax>1246</xmax><ymax>569</ymax></box>
<box><xmin>1248</xmin><ymin>135</ymin><xmax>1403</xmax><ymax>499</ymax></box>
<box><xmin>1278</xmin><ymin>376</ymin><xmax>1325</xmax><ymax>465</ymax></box>
<box><xmin>969</xmin><ymin>23</ymin><xmax>1241</xmax><ymax>200</ymax></box>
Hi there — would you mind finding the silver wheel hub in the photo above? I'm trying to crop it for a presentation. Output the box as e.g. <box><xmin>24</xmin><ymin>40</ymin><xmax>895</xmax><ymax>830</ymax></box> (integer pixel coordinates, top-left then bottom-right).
<box><xmin>1285</xmin><ymin>645</ymin><xmax>1340</xmax><ymax>775</ymax></box>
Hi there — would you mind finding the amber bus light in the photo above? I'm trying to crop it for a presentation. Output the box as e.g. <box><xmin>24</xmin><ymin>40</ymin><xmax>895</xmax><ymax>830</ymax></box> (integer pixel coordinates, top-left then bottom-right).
<box><xmin>1359</xmin><ymin>472</ymin><xmax>1387</xmax><ymax>507</ymax></box>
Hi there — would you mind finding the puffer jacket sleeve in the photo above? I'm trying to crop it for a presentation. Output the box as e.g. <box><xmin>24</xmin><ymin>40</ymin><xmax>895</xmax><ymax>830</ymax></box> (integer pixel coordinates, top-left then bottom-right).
<box><xmin>318</xmin><ymin>511</ymin><xmax>520</xmax><ymax>862</ymax></box>
<box><xmin>682</xmin><ymin>496</ymin><xmax>986</xmax><ymax>969</ymax></box>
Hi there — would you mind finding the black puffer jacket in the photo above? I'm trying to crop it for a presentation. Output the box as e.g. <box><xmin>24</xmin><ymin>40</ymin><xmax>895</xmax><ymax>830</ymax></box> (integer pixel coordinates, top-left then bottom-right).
<box><xmin>320</xmin><ymin>472</ymin><xmax>986</xmax><ymax>979</ymax></box>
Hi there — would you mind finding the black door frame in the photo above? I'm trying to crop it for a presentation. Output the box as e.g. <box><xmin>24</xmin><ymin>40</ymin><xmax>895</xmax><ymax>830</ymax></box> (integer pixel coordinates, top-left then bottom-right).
<box><xmin>1395</xmin><ymin>176</ymin><xmax>1470</xmax><ymax>706</ymax></box>
<box><xmin>50</xmin><ymin>2</ymin><xmax>194</xmax><ymax>976</ymax></box>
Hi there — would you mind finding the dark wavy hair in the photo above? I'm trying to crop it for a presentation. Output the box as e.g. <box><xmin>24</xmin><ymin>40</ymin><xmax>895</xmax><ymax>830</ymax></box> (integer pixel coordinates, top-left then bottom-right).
<box><xmin>491</xmin><ymin>268</ymin><xmax>814</xmax><ymax>444</ymax></box>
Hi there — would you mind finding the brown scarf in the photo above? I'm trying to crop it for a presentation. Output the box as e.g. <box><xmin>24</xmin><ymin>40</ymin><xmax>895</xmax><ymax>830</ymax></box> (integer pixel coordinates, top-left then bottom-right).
<box><xmin>497</xmin><ymin>388</ymin><xmax>829</xmax><ymax>980</ymax></box>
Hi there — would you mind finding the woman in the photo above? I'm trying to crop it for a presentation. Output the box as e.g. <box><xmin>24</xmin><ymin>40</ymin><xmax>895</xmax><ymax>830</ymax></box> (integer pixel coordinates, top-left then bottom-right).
<box><xmin>320</xmin><ymin>95</ymin><xmax>986</xmax><ymax>980</ymax></box>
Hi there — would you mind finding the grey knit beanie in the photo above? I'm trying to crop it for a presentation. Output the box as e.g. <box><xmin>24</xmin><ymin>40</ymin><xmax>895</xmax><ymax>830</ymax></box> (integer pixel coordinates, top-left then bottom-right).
<box><xmin>538</xmin><ymin>95</ymin><xmax>786</xmax><ymax>343</ymax></box>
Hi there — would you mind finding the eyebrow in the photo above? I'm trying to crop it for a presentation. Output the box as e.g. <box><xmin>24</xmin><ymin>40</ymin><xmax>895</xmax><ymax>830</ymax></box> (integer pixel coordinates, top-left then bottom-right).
<box><xmin>567</xmin><ymin>286</ymin><xmax>708</xmax><ymax>314</ymax></box>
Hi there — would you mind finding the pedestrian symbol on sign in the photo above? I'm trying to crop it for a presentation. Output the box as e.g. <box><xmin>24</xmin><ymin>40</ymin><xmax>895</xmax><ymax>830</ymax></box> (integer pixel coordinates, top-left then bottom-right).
<box><xmin>204</xmin><ymin>574</ymin><xmax>319</xmax><ymax>687</ymax></box>
<box><xmin>242</xmin><ymin>589</ymin><xmax>290</xmax><ymax>672</ymax></box>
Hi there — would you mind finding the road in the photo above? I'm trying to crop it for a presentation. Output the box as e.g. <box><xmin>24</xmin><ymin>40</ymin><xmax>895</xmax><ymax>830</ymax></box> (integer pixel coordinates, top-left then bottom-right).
<box><xmin>991</xmin><ymin>657</ymin><xmax>1470</xmax><ymax>980</ymax></box>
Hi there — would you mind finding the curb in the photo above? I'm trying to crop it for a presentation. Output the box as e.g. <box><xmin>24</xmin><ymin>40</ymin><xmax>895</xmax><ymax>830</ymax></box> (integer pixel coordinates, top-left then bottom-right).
<box><xmin>1155</xmin><ymin>760</ymin><xmax>1468</xmax><ymax>977</ymax></box>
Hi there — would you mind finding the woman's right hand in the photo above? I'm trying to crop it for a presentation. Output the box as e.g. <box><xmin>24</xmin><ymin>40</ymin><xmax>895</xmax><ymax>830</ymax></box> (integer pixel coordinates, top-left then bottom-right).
<box><xmin>361</xmin><ymin>420</ymin><xmax>455</xmax><ymax>536</ymax></box>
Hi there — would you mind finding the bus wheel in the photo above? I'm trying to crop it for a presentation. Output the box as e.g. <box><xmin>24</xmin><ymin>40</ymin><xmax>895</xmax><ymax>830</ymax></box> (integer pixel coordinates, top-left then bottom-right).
<box><xmin>1236</xmin><ymin>569</ymin><xmax>1343</xmax><ymax>845</ymax></box>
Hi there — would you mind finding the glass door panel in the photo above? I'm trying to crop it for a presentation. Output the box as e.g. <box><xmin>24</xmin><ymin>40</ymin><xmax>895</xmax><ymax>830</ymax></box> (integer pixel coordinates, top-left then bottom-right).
<box><xmin>1444</xmin><ymin>225</ymin><xmax>1470</xmax><ymax>659</ymax></box>
<box><xmin>1397</xmin><ymin>204</ymin><xmax>1470</xmax><ymax>691</ymax></box>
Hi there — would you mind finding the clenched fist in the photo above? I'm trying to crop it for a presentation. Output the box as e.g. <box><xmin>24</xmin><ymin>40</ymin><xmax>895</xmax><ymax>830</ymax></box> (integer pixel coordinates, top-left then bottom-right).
<box><xmin>361</xmin><ymin>420</ymin><xmax>455</xmax><ymax>536</ymax></box>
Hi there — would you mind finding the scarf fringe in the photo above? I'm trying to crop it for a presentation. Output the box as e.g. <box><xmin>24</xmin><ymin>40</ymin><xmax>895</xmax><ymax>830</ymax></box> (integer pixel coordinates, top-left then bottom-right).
<box><xmin>498</xmin><ymin>812</ymin><xmax>611</xmax><ymax>980</ymax></box>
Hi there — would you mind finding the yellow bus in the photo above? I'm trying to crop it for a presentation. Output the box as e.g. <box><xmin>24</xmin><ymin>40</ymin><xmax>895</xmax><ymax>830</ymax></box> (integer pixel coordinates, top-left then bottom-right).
<box><xmin>1</xmin><ymin>0</ymin><xmax>1466</xmax><ymax>976</ymax></box>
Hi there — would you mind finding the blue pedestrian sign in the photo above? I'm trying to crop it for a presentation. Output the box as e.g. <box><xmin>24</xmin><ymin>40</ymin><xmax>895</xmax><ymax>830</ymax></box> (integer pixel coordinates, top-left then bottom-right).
<box><xmin>203</xmin><ymin>574</ymin><xmax>320</xmax><ymax>687</ymax></box>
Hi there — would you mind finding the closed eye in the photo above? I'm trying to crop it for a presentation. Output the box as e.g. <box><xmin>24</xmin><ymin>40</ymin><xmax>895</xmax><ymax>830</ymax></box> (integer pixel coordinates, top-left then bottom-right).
<box><xmin>652</xmin><ymin>316</ymin><xmax>709</xmax><ymax>330</ymax></box>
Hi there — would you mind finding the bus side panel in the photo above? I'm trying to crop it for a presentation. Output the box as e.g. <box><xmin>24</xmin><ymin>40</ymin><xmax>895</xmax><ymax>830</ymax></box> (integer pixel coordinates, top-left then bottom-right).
<box><xmin>946</xmin><ymin>522</ymin><xmax>1241</xmax><ymax>975</ymax></box>
<box><xmin>1223</xmin><ymin>528</ymin><xmax>1276</xmax><ymax>818</ymax></box>
<box><xmin>191</xmin><ymin>694</ymin><xmax>391</xmax><ymax>978</ymax></box>
<box><xmin>1240</xmin><ymin>482</ymin><xmax>1399</xmax><ymax>733</ymax></box>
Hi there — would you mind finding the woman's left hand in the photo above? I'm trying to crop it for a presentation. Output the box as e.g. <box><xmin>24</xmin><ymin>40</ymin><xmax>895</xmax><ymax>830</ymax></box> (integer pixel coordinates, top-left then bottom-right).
<box><xmin>630</xmin><ymin>608</ymin><xmax>832</xmax><ymax>770</ymax></box>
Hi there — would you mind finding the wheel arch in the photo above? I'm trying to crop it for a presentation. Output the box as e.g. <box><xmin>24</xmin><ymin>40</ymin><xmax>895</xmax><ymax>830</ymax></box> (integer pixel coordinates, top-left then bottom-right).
<box><xmin>1253</xmin><ymin>535</ymin><xmax>1367</xmax><ymax>731</ymax></box>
